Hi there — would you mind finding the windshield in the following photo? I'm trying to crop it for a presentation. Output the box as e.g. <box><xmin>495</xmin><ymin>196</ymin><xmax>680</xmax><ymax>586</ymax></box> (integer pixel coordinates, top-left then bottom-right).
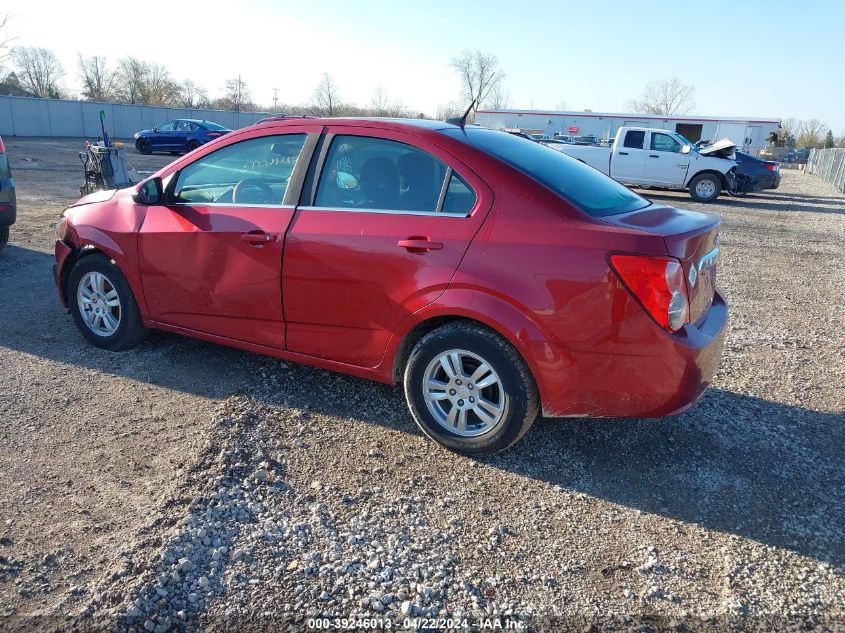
<box><xmin>442</xmin><ymin>127</ymin><xmax>650</xmax><ymax>217</ymax></box>
<box><xmin>201</xmin><ymin>121</ymin><xmax>229</xmax><ymax>131</ymax></box>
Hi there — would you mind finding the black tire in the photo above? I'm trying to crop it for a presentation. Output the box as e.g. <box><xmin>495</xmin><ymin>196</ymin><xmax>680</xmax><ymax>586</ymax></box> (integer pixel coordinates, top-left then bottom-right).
<box><xmin>135</xmin><ymin>139</ymin><xmax>151</xmax><ymax>155</ymax></box>
<box><xmin>688</xmin><ymin>173</ymin><xmax>722</xmax><ymax>202</ymax></box>
<box><xmin>67</xmin><ymin>253</ymin><xmax>148</xmax><ymax>351</ymax></box>
<box><xmin>404</xmin><ymin>322</ymin><xmax>539</xmax><ymax>454</ymax></box>
<box><xmin>186</xmin><ymin>140</ymin><xmax>200</xmax><ymax>152</ymax></box>
<box><xmin>0</xmin><ymin>226</ymin><xmax>8</xmax><ymax>251</ymax></box>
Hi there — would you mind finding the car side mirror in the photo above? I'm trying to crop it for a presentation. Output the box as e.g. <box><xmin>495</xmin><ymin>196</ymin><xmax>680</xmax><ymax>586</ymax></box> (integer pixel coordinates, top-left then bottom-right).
<box><xmin>681</xmin><ymin>144</ymin><xmax>691</xmax><ymax>154</ymax></box>
<box><xmin>133</xmin><ymin>177</ymin><xmax>163</xmax><ymax>205</ymax></box>
<box><xmin>153</xmin><ymin>127</ymin><xmax>159</xmax><ymax>133</ymax></box>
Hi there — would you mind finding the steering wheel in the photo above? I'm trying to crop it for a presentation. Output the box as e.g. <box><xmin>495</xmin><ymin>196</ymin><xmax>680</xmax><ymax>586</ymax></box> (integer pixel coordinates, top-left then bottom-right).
<box><xmin>232</xmin><ymin>179</ymin><xmax>276</xmax><ymax>204</ymax></box>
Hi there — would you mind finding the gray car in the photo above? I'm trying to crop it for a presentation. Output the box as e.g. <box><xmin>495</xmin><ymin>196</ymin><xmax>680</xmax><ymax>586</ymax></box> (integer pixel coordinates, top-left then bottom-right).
<box><xmin>0</xmin><ymin>136</ymin><xmax>15</xmax><ymax>250</ymax></box>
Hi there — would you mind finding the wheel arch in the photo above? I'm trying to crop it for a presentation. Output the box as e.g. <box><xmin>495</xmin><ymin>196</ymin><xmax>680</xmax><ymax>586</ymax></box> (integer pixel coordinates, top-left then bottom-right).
<box><xmin>387</xmin><ymin>291</ymin><xmax>550</xmax><ymax>409</ymax></box>
<box><xmin>687</xmin><ymin>169</ymin><xmax>730</xmax><ymax>190</ymax></box>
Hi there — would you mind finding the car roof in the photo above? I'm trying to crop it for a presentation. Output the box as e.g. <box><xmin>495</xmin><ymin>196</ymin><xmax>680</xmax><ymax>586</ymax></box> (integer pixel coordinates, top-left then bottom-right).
<box><xmin>174</xmin><ymin>119</ymin><xmax>222</xmax><ymax>125</ymax></box>
<box><xmin>250</xmin><ymin>117</ymin><xmax>457</xmax><ymax>132</ymax></box>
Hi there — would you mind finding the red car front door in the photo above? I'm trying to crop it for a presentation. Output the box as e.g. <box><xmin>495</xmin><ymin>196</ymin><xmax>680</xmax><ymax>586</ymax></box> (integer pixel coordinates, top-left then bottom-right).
<box><xmin>283</xmin><ymin>127</ymin><xmax>493</xmax><ymax>368</ymax></box>
<box><xmin>138</xmin><ymin>129</ymin><xmax>318</xmax><ymax>349</ymax></box>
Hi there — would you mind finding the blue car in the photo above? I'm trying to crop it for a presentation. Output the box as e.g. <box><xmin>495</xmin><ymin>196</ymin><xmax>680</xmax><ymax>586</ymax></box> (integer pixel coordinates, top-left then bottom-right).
<box><xmin>730</xmin><ymin>151</ymin><xmax>781</xmax><ymax>197</ymax></box>
<box><xmin>134</xmin><ymin>119</ymin><xmax>231</xmax><ymax>155</ymax></box>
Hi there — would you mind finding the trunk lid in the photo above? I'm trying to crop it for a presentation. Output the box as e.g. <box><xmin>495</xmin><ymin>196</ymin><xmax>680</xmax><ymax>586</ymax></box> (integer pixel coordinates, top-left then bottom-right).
<box><xmin>602</xmin><ymin>204</ymin><xmax>721</xmax><ymax>324</ymax></box>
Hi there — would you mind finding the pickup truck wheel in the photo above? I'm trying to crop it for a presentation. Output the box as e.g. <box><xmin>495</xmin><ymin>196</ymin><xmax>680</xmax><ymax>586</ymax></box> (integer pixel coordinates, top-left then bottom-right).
<box><xmin>68</xmin><ymin>254</ymin><xmax>148</xmax><ymax>351</ymax></box>
<box><xmin>404</xmin><ymin>322</ymin><xmax>539</xmax><ymax>455</ymax></box>
<box><xmin>689</xmin><ymin>173</ymin><xmax>722</xmax><ymax>202</ymax></box>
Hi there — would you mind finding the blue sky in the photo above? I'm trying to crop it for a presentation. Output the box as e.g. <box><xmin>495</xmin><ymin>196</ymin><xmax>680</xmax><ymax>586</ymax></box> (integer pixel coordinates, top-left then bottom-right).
<box><xmin>4</xmin><ymin>0</ymin><xmax>843</xmax><ymax>132</ymax></box>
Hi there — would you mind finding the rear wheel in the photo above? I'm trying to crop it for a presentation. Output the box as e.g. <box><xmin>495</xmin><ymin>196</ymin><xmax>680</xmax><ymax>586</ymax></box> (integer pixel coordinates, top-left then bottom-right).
<box><xmin>0</xmin><ymin>226</ymin><xmax>8</xmax><ymax>251</ymax></box>
<box><xmin>186</xmin><ymin>140</ymin><xmax>200</xmax><ymax>152</ymax></box>
<box><xmin>68</xmin><ymin>254</ymin><xmax>148</xmax><ymax>351</ymax></box>
<box><xmin>688</xmin><ymin>173</ymin><xmax>722</xmax><ymax>202</ymax></box>
<box><xmin>404</xmin><ymin>322</ymin><xmax>539</xmax><ymax>454</ymax></box>
<box><xmin>136</xmin><ymin>139</ymin><xmax>151</xmax><ymax>155</ymax></box>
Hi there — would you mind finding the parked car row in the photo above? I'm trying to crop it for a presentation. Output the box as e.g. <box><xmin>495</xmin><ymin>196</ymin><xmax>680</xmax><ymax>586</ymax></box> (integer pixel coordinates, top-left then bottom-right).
<box><xmin>54</xmin><ymin>117</ymin><xmax>727</xmax><ymax>454</ymax></box>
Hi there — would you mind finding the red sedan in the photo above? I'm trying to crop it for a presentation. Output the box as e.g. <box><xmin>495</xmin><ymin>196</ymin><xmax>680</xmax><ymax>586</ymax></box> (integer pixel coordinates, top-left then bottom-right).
<box><xmin>54</xmin><ymin>118</ymin><xmax>726</xmax><ymax>454</ymax></box>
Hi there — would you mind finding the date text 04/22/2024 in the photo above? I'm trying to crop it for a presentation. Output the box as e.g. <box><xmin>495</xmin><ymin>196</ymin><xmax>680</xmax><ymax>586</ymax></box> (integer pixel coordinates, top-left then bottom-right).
<box><xmin>306</xmin><ymin>616</ymin><xmax>527</xmax><ymax>630</ymax></box>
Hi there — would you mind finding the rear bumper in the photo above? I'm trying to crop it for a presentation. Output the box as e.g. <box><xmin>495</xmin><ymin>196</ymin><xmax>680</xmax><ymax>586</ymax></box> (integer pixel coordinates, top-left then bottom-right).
<box><xmin>536</xmin><ymin>291</ymin><xmax>728</xmax><ymax>418</ymax></box>
<box><xmin>54</xmin><ymin>239</ymin><xmax>73</xmax><ymax>307</ymax></box>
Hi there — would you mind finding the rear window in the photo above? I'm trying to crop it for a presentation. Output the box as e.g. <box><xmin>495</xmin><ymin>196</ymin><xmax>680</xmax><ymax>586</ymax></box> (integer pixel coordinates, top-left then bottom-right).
<box><xmin>442</xmin><ymin>127</ymin><xmax>649</xmax><ymax>217</ymax></box>
<box><xmin>201</xmin><ymin>121</ymin><xmax>229</xmax><ymax>131</ymax></box>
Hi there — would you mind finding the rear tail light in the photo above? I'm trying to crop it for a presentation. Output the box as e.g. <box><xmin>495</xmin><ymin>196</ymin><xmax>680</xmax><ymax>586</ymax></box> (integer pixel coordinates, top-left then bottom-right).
<box><xmin>609</xmin><ymin>254</ymin><xmax>690</xmax><ymax>332</ymax></box>
<box><xmin>765</xmin><ymin>163</ymin><xmax>776</xmax><ymax>171</ymax></box>
<box><xmin>205</xmin><ymin>132</ymin><xmax>224</xmax><ymax>138</ymax></box>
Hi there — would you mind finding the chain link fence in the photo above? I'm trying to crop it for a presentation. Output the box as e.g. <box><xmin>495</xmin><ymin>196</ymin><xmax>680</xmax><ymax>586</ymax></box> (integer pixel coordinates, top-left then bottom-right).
<box><xmin>806</xmin><ymin>148</ymin><xmax>845</xmax><ymax>193</ymax></box>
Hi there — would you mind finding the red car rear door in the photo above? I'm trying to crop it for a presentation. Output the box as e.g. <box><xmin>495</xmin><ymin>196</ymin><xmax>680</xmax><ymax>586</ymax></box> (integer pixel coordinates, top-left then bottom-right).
<box><xmin>282</xmin><ymin>126</ymin><xmax>493</xmax><ymax>367</ymax></box>
<box><xmin>138</xmin><ymin>126</ymin><xmax>320</xmax><ymax>349</ymax></box>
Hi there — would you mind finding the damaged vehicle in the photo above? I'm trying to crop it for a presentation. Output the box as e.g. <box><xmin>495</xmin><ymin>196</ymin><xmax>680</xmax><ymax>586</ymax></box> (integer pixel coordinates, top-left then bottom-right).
<box><xmin>555</xmin><ymin>126</ymin><xmax>741</xmax><ymax>202</ymax></box>
<box><xmin>728</xmin><ymin>150</ymin><xmax>781</xmax><ymax>197</ymax></box>
<box><xmin>53</xmin><ymin>118</ymin><xmax>726</xmax><ymax>455</ymax></box>
<box><xmin>0</xmin><ymin>135</ymin><xmax>16</xmax><ymax>251</ymax></box>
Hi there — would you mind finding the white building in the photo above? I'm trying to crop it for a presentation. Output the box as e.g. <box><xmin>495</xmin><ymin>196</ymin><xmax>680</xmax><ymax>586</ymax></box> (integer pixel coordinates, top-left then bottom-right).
<box><xmin>475</xmin><ymin>109</ymin><xmax>781</xmax><ymax>154</ymax></box>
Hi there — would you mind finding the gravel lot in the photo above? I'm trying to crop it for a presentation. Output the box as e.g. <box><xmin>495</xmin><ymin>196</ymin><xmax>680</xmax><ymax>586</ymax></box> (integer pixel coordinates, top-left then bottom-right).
<box><xmin>0</xmin><ymin>138</ymin><xmax>843</xmax><ymax>632</ymax></box>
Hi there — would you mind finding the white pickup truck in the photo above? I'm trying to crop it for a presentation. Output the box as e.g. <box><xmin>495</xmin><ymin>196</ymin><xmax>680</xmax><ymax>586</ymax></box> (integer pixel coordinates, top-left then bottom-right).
<box><xmin>552</xmin><ymin>127</ymin><xmax>738</xmax><ymax>202</ymax></box>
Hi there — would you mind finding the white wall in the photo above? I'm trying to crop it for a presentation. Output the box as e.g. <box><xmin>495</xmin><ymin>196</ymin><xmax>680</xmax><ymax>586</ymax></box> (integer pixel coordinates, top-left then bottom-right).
<box><xmin>0</xmin><ymin>95</ymin><xmax>274</xmax><ymax>138</ymax></box>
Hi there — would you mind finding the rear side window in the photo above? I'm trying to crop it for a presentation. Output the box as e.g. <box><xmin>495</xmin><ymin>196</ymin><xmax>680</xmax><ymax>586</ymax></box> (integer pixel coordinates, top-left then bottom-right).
<box><xmin>623</xmin><ymin>131</ymin><xmax>645</xmax><ymax>149</ymax></box>
<box><xmin>173</xmin><ymin>134</ymin><xmax>307</xmax><ymax>205</ymax></box>
<box><xmin>314</xmin><ymin>135</ymin><xmax>475</xmax><ymax>214</ymax></box>
<box><xmin>444</xmin><ymin>127</ymin><xmax>649</xmax><ymax>217</ymax></box>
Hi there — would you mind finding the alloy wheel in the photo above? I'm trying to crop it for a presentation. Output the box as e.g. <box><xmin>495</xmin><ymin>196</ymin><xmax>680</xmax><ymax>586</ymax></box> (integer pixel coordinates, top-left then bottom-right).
<box><xmin>77</xmin><ymin>271</ymin><xmax>121</xmax><ymax>337</ymax></box>
<box><xmin>422</xmin><ymin>349</ymin><xmax>506</xmax><ymax>437</ymax></box>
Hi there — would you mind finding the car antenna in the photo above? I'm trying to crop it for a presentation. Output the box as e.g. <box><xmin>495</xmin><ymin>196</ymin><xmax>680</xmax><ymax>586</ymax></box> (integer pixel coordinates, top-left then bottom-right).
<box><xmin>445</xmin><ymin>99</ymin><xmax>477</xmax><ymax>130</ymax></box>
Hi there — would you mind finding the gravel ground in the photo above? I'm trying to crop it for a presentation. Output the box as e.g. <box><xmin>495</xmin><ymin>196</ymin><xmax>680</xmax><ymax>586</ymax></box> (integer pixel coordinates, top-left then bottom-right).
<box><xmin>0</xmin><ymin>138</ymin><xmax>843</xmax><ymax>632</ymax></box>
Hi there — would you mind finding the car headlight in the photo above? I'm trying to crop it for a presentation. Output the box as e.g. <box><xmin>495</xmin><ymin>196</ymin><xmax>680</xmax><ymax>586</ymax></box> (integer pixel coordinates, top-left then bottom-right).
<box><xmin>55</xmin><ymin>217</ymin><xmax>67</xmax><ymax>241</ymax></box>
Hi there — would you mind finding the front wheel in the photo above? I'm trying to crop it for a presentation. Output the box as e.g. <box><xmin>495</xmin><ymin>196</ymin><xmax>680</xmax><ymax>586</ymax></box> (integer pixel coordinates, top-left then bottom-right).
<box><xmin>688</xmin><ymin>173</ymin><xmax>722</xmax><ymax>202</ymax></box>
<box><xmin>404</xmin><ymin>322</ymin><xmax>539</xmax><ymax>454</ymax></box>
<box><xmin>135</xmin><ymin>139</ymin><xmax>151</xmax><ymax>155</ymax></box>
<box><xmin>68</xmin><ymin>253</ymin><xmax>148</xmax><ymax>351</ymax></box>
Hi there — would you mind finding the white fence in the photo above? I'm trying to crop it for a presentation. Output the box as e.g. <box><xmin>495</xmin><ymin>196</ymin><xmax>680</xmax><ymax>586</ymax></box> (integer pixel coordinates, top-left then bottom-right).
<box><xmin>0</xmin><ymin>95</ymin><xmax>274</xmax><ymax>139</ymax></box>
<box><xmin>806</xmin><ymin>148</ymin><xmax>845</xmax><ymax>193</ymax></box>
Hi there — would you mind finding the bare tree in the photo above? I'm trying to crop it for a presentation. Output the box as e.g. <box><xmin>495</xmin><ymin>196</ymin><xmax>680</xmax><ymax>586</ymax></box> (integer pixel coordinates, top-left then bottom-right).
<box><xmin>370</xmin><ymin>86</ymin><xmax>389</xmax><ymax>116</ymax></box>
<box><xmin>487</xmin><ymin>82</ymin><xmax>510</xmax><ymax>109</ymax></box>
<box><xmin>11</xmin><ymin>46</ymin><xmax>64</xmax><ymax>97</ymax></box>
<box><xmin>176</xmin><ymin>79</ymin><xmax>208</xmax><ymax>108</ymax></box>
<box><xmin>627</xmin><ymin>78</ymin><xmax>695</xmax><ymax>115</ymax></box>
<box><xmin>779</xmin><ymin>117</ymin><xmax>798</xmax><ymax>144</ymax></box>
<box><xmin>796</xmin><ymin>118</ymin><xmax>827</xmax><ymax>148</ymax></box>
<box><xmin>222</xmin><ymin>76</ymin><xmax>251</xmax><ymax>111</ymax></box>
<box><xmin>436</xmin><ymin>101</ymin><xmax>463</xmax><ymax>120</ymax></box>
<box><xmin>113</xmin><ymin>57</ymin><xmax>178</xmax><ymax>105</ymax></box>
<box><xmin>450</xmin><ymin>50</ymin><xmax>504</xmax><ymax>116</ymax></box>
<box><xmin>77</xmin><ymin>55</ymin><xmax>116</xmax><ymax>101</ymax></box>
<box><xmin>311</xmin><ymin>73</ymin><xmax>339</xmax><ymax>116</ymax></box>
<box><xmin>0</xmin><ymin>13</ymin><xmax>14</xmax><ymax>67</ymax></box>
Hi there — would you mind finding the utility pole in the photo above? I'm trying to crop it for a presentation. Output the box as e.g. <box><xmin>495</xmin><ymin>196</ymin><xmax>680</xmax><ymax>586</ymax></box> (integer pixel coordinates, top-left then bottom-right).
<box><xmin>273</xmin><ymin>88</ymin><xmax>278</xmax><ymax>115</ymax></box>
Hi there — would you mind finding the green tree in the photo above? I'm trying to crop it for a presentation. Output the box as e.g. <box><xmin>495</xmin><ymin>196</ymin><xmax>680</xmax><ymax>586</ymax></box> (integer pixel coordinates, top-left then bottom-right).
<box><xmin>823</xmin><ymin>130</ymin><xmax>835</xmax><ymax>148</ymax></box>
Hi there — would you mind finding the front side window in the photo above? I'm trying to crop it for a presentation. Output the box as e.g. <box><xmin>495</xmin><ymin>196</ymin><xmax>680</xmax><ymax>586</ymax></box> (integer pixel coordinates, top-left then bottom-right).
<box><xmin>651</xmin><ymin>133</ymin><xmax>681</xmax><ymax>153</ymax></box>
<box><xmin>158</xmin><ymin>121</ymin><xmax>175</xmax><ymax>132</ymax></box>
<box><xmin>623</xmin><ymin>131</ymin><xmax>645</xmax><ymax>149</ymax></box>
<box><xmin>314</xmin><ymin>135</ymin><xmax>475</xmax><ymax>214</ymax></box>
<box><xmin>443</xmin><ymin>127</ymin><xmax>649</xmax><ymax>217</ymax></box>
<box><xmin>173</xmin><ymin>134</ymin><xmax>307</xmax><ymax>205</ymax></box>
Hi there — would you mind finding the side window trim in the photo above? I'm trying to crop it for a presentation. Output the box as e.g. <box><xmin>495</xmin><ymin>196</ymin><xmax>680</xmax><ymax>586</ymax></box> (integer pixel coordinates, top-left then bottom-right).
<box><xmin>435</xmin><ymin>167</ymin><xmax>453</xmax><ymax>213</ymax></box>
<box><xmin>299</xmin><ymin>132</ymin><xmax>335</xmax><ymax>207</ymax></box>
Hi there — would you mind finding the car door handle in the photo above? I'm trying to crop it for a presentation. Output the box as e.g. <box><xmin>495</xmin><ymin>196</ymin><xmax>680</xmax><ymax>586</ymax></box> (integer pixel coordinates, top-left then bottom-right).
<box><xmin>618</xmin><ymin>151</ymin><xmax>629</xmax><ymax>155</ymax></box>
<box><xmin>398</xmin><ymin>238</ymin><xmax>443</xmax><ymax>252</ymax></box>
<box><xmin>649</xmin><ymin>154</ymin><xmax>659</xmax><ymax>158</ymax></box>
<box><xmin>241</xmin><ymin>231</ymin><xmax>276</xmax><ymax>244</ymax></box>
